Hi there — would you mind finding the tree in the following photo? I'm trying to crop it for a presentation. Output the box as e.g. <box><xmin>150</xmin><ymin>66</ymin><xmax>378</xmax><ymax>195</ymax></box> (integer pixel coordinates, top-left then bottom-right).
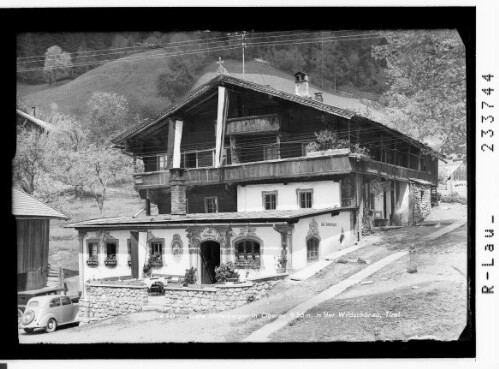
<box><xmin>372</xmin><ymin>30</ymin><xmax>466</xmax><ymax>157</ymax></box>
<box><xmin>45</xmin><ymin>115</ymin><xmax>90</xmax><ymax>198</ymax></box>
<box><xmin>13</xmin><ymin>127</ymin><xmax>49</xmax><ymax>194</ymax></box>
<box><xmin>85</xmin><ymin>144</ymin><xmax>133</xmax><ymax>216</ymax></box>
<box><xmin>85</xmin><ymin>91</ymin><xmax>131</xmax><ymax>144</ymax></box>
<box><xmin>43</xmin><ymin>45</ymin><xmax>73</xmax><ymax>84</ymax></box>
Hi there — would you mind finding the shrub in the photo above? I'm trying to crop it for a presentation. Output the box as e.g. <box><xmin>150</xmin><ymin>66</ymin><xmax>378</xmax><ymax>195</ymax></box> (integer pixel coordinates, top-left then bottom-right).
<box><xmin>440</xmin><ymin>192</ymin><xmax>467</xmax><ymax>204</ymax></box>
<box><xmin>407</xmin><ymin>265</ymin><xmax>418</xmax><ymax>273</ymax></box>
<box><xmin>306</xmin><ymin>130</ymin><xmax>349</xmax><ymax>153</ymax></box>
<box><xmin>350</xmin><ymin>143</ymin><xmax>371</xmax><ymax>156</ymax></box>
<box><xmin>215</xmin><ymin>262</ymin><xmax>240</xmax><ymax>283</ymax></box>
<box><xmin>184</xmin><ymin>267</ymin><xmax>198</xmax><ymax>285</ymax></box>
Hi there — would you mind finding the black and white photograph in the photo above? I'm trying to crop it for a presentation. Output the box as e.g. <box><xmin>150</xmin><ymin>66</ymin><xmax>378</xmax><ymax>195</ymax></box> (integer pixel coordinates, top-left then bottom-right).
<box><xmin>5</xmin><ymin>5</ymin><xmax>482</xmax><ymax>361</ymax></box>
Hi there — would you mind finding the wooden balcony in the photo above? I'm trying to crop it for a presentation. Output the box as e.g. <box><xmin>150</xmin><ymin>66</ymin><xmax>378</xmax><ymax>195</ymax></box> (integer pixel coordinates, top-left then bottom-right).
<box><xmin>133</xmin><ymin>153</ymin><xmax>438</xmax><ymax>190</ymax></box>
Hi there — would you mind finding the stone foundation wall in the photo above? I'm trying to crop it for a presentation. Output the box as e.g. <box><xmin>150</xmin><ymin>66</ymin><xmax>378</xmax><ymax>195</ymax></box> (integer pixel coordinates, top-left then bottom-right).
<box><xmin>164</xmin><ymin>274</ymin><xmax>287</xmax><ymax>313</ymax></box>
<box><xmin>412</xmin><ymin>184</ymin><xmax>431</xmax><ymax>223</ymax></box>
<box><xmin>78</xmin><ymin>283</ymin><xmax>148</xmax><ymax>324</ymax></box>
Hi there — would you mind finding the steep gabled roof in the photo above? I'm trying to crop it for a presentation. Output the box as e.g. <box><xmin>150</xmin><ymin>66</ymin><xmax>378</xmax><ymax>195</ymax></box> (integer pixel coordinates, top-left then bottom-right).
<box><xmin>111</xmin><ymin>74</ymin><xmax>444</xmax><ymax>160</ymax></box>
<box><xmin>12</xmin><ymin>188</ymin><xmax>69</xmax><ymax>220</ymax></box>
<box><xmin>440</xmin><ymin>160</ymin><xmax>465</xmax><ymax>180</ymax></box>
<box><xmin>111</xmin><ymin>74</ymin><xmax>356</xmax><ymax>145</ymax></box>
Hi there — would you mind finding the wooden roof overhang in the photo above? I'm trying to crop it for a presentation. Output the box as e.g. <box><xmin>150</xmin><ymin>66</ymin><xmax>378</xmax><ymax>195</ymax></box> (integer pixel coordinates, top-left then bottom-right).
<box><xmin>67</xmin><ymin>206</ymin><xmax>357</xmax><ymax>230</ymax></box>
<box><xmin>112</xmin><ymin>74</ymin><xmax>443</xmax><ymax>161</ymax></box>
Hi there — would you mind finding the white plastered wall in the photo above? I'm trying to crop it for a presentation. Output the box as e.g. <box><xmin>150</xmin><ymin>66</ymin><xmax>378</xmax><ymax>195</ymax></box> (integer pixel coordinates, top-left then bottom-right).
<box><xmin>81</xmin><ymin>228</ymin><xmax>192</xmax><ymax>282</ymax></box>
<box><xmin>291</xmin><ymin>210</ymin><xmax>355</xmax><ymax>271</ymax></box>
<box><xmin>237</xmin><ymin>180</ymin><xmax>341</xmax><ymax>212</ymax></box>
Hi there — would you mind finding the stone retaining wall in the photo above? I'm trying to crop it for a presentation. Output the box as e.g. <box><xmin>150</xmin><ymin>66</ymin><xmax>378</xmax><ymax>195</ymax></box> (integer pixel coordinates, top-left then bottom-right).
<box><xmin>78</xmin><ymin>283</ymin><xmax>148</xmax><ymax>324</ymax></box>
<box><xmin>412</xmin><ymin>184</ymin><xmax>431</xmax><ymax>223</ymax></box>
<box><xmin>164</xmin><ymin>274</ymin><xmax>288</xmax><ymax>313</ymax></box>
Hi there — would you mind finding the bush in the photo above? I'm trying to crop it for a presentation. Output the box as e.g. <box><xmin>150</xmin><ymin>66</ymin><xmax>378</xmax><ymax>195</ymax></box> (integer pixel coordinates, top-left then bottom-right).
<box><xmin>215</xmin><ymin>262</ymin><xmax>240</xmax><ymax>283</ymax></box>
<box><xmin>184</xmin><ymin>267</ymin><xmax>198</xmax><ymax>285</ymax></box>
<box><xmin>306</xmin><ymin>130</ymin><xmax>349</xmax><ymax>153</ymax></box>
<box><xmin>440</xmin><ymin>192</ymin><xmax>467</xmax><ymax>204</ymax></box>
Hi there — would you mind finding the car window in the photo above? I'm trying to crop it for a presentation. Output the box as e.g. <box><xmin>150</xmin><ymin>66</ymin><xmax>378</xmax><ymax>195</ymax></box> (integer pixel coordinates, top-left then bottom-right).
<box><xmin>50</xmin><ymin>298</ymin><xmax>61</xmax><ymax>307</ymax></box>
<box><xmin>27</xmin><ymin>301</ymin><xmax>39</xmax><ymax>308</ymax></box>
<box><xmin>61</xmin><ymin>297</ymin><xmax>72</xmax><ymax>305</ymax></box>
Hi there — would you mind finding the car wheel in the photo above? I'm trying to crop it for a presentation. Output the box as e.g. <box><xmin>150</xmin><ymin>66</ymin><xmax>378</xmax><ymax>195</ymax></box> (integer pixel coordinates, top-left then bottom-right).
<box><xmin>45</xmin><ymin>318</ymin><xmax>57</xmax><ymax>333</ymax></box>
<box><xmin>18</xmin><ymin>309</ymin><xmax>23</xmax><ymax>326</ymax></box>
<box><xmin>23</xmin><ymin>328</ymin><xmax>35</xmax><ymax>334</ymax></box>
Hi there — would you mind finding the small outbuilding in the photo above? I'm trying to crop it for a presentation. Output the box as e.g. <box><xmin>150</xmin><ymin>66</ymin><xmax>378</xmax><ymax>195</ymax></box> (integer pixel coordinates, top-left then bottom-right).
<box><xmin>13</xmin><ymin>188</ymin><xmax>69</xmax><ymax>291</ymax></box>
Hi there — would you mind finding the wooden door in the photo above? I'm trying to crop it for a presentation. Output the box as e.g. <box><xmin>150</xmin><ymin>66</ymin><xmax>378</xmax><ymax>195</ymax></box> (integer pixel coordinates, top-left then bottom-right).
<box><xmin>200</xmin><ymin>241</ymin><xmax>220</xmax><ymax>284</ymax></box>
<box><xmin>130</xmin><ymin>231</ymin><xmax>139</xmax><ymax>279</ymax></box>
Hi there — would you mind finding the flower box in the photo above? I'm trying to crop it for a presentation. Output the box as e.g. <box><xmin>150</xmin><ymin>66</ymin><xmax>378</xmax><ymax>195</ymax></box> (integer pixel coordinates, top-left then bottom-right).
<box><xmin>150</xmin><ymin>260</ymin><xmax>163</xmax><ymax>267</ymax></box>
<box><xmin>104</xmin><ymin>259</ymin><xmax>117</xmax><ymax>266</ymax></box>
<box><xmin>87</xmin><ymin>259</ymin><xmax>98</xmax><ymax>266</ymax></box>
<box><xmin>306</xmin><ymin>148</ymin><xmax>350</xmax><ymax>157</ymax></box>
<box><xmin>235</xmin><ymin>260</ymin><xmax>260</xmax><ymax>269</ymax></box>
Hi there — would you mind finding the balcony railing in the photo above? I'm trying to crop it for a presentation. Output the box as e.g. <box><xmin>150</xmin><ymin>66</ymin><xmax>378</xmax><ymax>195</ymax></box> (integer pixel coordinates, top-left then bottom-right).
<box><xmin>133</xmin><ymin>151</ymin><xmax>437</xmax><ymax>190</ymax></box>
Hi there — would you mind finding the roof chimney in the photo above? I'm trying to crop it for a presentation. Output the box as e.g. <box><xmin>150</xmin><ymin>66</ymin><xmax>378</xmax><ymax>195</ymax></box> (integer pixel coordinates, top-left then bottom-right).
<box><xmin>314</xmin><ymin>92</ymin><xmax>323</xmax><ymax>102</ymax></box>
<box><xmin>169</xmin><ymin>168</ymin><xmax>186</xmax><ymax>216</ymax></box>
<box><xmin>294</xmin><ymin>72</ymin><xmax>310</xmax><ymax>98</ymax></box>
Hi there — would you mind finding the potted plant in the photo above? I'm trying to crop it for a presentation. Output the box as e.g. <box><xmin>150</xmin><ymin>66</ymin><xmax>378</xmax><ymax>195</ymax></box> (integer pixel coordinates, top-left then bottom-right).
<box><xmin>215</xmin><ymin>262</ymin><xmax>240</xmax><ymax>283</ymax></box>
<box><xmin>350</xmin><ymin>143</ymin><xmax>371</xmax><ymax>160</ymax></box>
<box><xmin>183</xmin><ymin>267</ymin><xmax>198</xmax><ymax>287</ymax></box>
<box><xmin>104</xmin><ymin>254</ymin><xmax>117</xmax><ymax>266</ymax></box>
<box><xmin>87</xmin><ymin>255</ymin><xmax>98</xmax><ymax>266</ymax></box>
<box><xmin>275</xmin><ymin>255</ymin><xmax>286</xmax><ymax>273</ymax></box>
<box><xmin>305</xmin><ymin>130</ymin><xmax>350</xmax><ymax>157</ymax></box>
<box><xmin>245</xmin><ymin>260</ymin><xmax>261</xmax><ymax>279</ymax></box>
<box><xmin>149</xmin><ymin>252</ymin><xmax>163</xmax><ymax>267</ymax></box>
<box><xmin>143</xmin><ymin>260</ymin><xmax>152</xmax><ymax>278</ymax></box>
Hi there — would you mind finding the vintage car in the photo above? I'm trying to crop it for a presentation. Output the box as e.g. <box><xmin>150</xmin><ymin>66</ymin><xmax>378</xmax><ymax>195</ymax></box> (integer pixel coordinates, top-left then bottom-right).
<box><xmin>20</xmin><ymin>294</ymin><xmax>79</xmax><ymax>333</ymax></box>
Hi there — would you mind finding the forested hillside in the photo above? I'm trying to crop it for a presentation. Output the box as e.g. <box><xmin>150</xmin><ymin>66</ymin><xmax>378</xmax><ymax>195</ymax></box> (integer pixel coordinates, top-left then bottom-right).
<box><xmin>17</xmin><ymin>30</ymin><xmax>466</xmax><ymax>158</ymax></box>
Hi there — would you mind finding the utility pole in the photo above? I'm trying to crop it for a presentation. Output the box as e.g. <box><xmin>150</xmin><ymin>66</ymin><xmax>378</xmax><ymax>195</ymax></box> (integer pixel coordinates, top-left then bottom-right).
<box><xmin>242</xmin><ymin>31</ymin><xmax>246</xmax><ymax>77</ymax></box>
<box><xmin>321</xmin><ymin>31</ymin><xmax>324</xmax><ymax>90</ymax></box>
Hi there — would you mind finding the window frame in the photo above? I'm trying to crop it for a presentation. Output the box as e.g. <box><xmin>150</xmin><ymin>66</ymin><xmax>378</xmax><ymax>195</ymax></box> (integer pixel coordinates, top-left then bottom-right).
<box><xmin>262</xmin><ymin>191</ymin><xmax>278</xmax><ymax>210</ymax></box>
<box><xmin>87</xmin><ymin>239</ymin><xmax>99</xmax><ymax>258</ymax></box>
<box><xmin>149</xmin><ymin>239</ymin><xmax>164</xmax><ymax>255</ymax></box>
<box><xmin>157</xmin><ymin>154</ymin><xmax>168</xmax><ymax>171</ymax></box>
<box><xmin>148</xmin><ymin>238</ymin><xmax>164</xmax><ymax>267</ymax></box>
<box><xmin>127</xmin><ymin>239</ymin><xmax>132</xmax><ymax>266</ymax></box>
<box><xmin>50</xmin><ymin>298</ymin><xmax>61</xmax><ymax>308</ymax></box>
<box><xmin>234</xmin><ymin>239</ymin><xmax>261</xmax><ymax>268</ymax></box>
<box><xmin>306</xmin><ymin>237</ymin><xmax>320</xmax><ymax>262</ymax></box>
<box><xmin>204</xmin><ymin>196</ymin><xmax>219</xmax><ymax>213</ymax></box>
<box><xmin>297</xmin><ymin>189</ymin><xmax>313</xmax><ymax>209</ymax></box>
<box><xmin>104</xmin><ymin>239</ymin><xmax>118</xmax><ymax>266</ymax></box>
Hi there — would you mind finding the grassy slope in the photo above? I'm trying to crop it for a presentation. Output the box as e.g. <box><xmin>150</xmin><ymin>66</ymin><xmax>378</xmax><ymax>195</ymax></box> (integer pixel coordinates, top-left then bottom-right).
<box><xmin>48</xmin><ymin>186</ymin><xmax>144</xmax><ymax>272</ymax></box>
<box><xmin>17</xmin><ymin>49</ymin><xmax>174</xmax><ymax>117</ymax></box>
<box><xmin>18</xmin><ymin>55</ymin><xmax>382</xmax><ymax>122</ymax></box>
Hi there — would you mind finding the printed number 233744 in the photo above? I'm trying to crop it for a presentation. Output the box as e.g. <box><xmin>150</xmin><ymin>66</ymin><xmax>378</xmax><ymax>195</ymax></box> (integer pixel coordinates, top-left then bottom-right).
<box><xmin>481</xmin><ymin>74</ymin><xmax>495</xmax><ymax>152</ymax></box>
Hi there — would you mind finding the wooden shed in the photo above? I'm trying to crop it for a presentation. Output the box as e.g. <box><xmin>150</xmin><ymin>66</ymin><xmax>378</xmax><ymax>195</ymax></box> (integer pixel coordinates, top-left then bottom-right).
<box><xmin>13</xmin><ymin>188</ymin><xmax>69</xmax><ymax>291</ymax></box>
